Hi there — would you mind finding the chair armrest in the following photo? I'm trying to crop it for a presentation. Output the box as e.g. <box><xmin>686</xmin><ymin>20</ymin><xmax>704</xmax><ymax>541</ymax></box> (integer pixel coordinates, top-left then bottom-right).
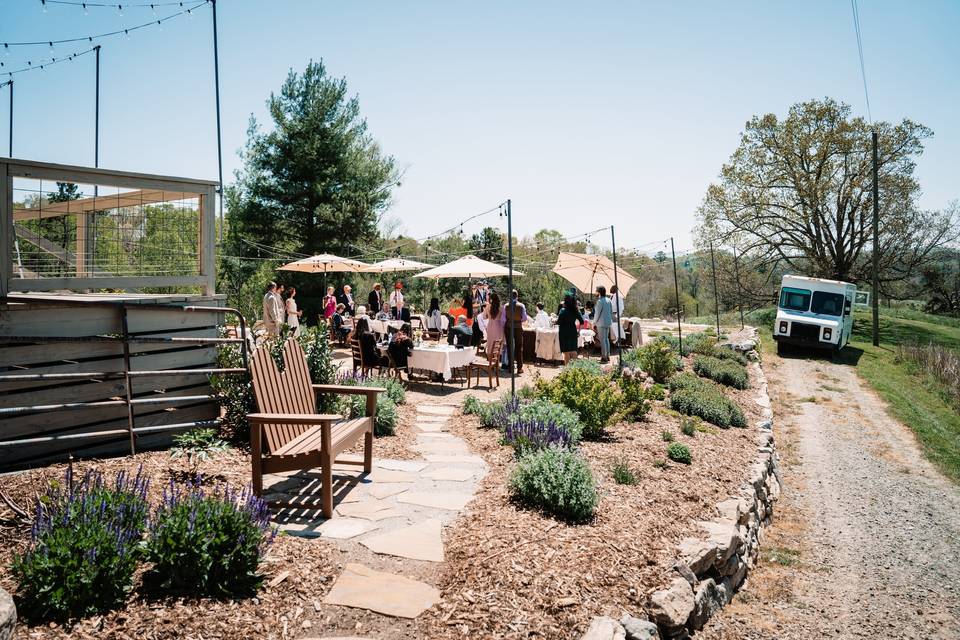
<box><xmin>312</xmin><ymin>384</ymin><xmax>387</xmax><ymax>397</ymax></box>
<box><xmin>247</xmin><ymin>413</ymin><xmax>340</xmax><ymax>425</ymax></box>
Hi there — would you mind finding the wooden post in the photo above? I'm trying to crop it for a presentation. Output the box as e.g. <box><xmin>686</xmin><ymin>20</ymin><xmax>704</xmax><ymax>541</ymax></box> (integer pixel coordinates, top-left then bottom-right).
<box><xmin>120</xmin><ymin>306</ymin><xmax>137</xmax><ymax>455</ymax></box>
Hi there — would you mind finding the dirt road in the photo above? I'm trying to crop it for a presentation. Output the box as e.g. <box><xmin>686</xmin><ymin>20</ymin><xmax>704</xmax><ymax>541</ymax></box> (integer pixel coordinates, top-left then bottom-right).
<box><xmin>701</xmin><ymin>348</ymin><xmax>960</xmax><ymax>639</ymax></box>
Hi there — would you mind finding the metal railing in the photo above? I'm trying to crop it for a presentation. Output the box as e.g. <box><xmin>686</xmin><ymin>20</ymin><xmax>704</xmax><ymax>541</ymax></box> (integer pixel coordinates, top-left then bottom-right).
<box><xmin>0</xmin><ymin>296</ymin><xmax>250</xmax><ymax>456</ymax></box>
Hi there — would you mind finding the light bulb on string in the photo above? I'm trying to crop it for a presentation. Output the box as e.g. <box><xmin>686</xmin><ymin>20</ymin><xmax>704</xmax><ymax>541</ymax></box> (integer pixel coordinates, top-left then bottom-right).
<box><xmin>151</xmin><ymin>4</ymin><xmax>157</xmax><ymax>16</ymax></box>
<box><xmin>187</xmin><ymin>8</ymin><xmax>193</xmax><ymax>18</ymax></box>
<box><xmin>4</xmin><ymin>44</ymin><xmax>9</xmax><ymax>57</ymax></box>
<box><xmin>125</xmin><ymin>29</ymin><xmax>131</xmax><ymax>41</ymax></box>
<box><xmin>41</xmin><ymin>1</ymin><xmax>47</xmax><ymax>14</ymax></box>
<box><xmin>82</xmin><ymin>3</ymin><xmax>88</xmax><ymax>16</ymax></box>
<box><xmin>157</xmin><ymin>19</ymin><xmax>163</xmax><ymax>31</ymax></box>
<box><xmin>118</xmin><ymin>4</ymin><xmax>124</xmax><ymax>17</ymax></box>
<box><xmin>48</xmin><ymin>42</ymin><xmax>54</xmax><ymax>54</ymax></box>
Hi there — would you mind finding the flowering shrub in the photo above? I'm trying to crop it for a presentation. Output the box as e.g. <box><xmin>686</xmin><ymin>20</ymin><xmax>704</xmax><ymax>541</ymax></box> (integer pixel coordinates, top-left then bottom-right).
<box><xmin>502</xmin><ymin>419</ymin><xmax>573</xmax><ymax>456</ymax></box>
<box><xmin>146</xmin><ymin>480</ymin><xmax>275</xmax><ymax>597</ymax></box>
<box><xmin>669</xmin><ymin>373</ymin><xmax>746</xmax><ymax>428</ymax></box>
<box><xmin>337</xmin><ymin>370</ymin><xmax>406</xmax><ymax>405</ymax></box>
<box><xmin>617</xmin><ymin>375</ymin><xmax>654</xmax><ymax>421</ymax></box>
<box><xmin>566</xmin><ymin>358</ymin><xmax>603</xmax><ymax>375</ymax></box>
<box><xmin>335</xmin><ymin>370</ymin><xmax>402</xmax><ymax>436</ymax></box>
<box><xmin>715</xmin><ymin>345</ymin><xmax>749</xmax><ymax>366</ymax></box>
<box><xmin>12</xmin><ymin>468</ymin><xmax>149</xmax><ymax>621</ymax></box>
<box><xmin>508</xmin><ymin>447</ymin><xmax>598</xmax><ymax>523</ymax></box>
<box><xmin>693</xmin><ymin>355</ymin><xmax>750</xmax><ymax>389</ymax></box>
<box><xmin>636</xmin><ymin>339</ymin><xmax>677</xmax><ymax>383</ymax></box>
<box><xmin>462</xmin><ymin>394</ymin><xmax>483</xmax><ymax>415</ymax></box>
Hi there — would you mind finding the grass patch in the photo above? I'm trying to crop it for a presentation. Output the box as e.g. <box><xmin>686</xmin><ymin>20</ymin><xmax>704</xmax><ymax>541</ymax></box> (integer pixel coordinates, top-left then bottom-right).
<box><xmin>611</xmin><ymin>458</ymin><xmax>638</xmax><ymax>485</ymax></box>
<box><xmin>766</xmin><ymin>546</ymin><xmax>801</xmax><ymax>566</ymax></box>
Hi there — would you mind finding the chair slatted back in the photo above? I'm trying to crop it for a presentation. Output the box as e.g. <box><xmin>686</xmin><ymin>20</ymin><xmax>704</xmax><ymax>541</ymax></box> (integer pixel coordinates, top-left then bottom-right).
<box><xmin>487</xmin><ymin>339</ymin><xmax>503</xmax><ymax>363</ymax></box>
<box><xmin>250</xmin><ymin>339</ymin><xmax>318</xmax><ymax>453</ymax></box>
<box><xmin>349</xmin><ymin>339</ymin><xmax>362</xmax><ymax>370</ymax></box>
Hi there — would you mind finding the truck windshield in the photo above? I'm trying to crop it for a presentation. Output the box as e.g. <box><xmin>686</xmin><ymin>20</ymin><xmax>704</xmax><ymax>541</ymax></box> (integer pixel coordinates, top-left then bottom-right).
<box><xmin>779</xmin><ymin>287</ymin><xmax>810</xmax><ymax>312</ymax></box>
<box><xmin>811</xmin><ymin>291</ymin><xmax>845</xmax><ymax>316</ymax></box>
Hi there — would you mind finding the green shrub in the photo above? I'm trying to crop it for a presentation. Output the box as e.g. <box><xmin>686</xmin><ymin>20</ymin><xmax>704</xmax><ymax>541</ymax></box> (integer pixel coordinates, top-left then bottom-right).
<box><xmin>669</xmin><ymin>373</ymin><xmax>747</xmax><ymax>428</ymax></box>
<box><xmin>715</xmin><ymin>346</ymin><xmax>749</xmax><ymax>366</ymax></box>
<box><xmin>617</xmin><ymin>376</ymin><xmax>653</xmax><ymax>422</ymax></box>
<box><xmin>652</xmin><ymin>458</ymin><xmax>667</xmax><ymax>469</ymax></box>
<box><xmin>508</xmin><ymin>447</ymin><xmax>598</xmax><ymax>523</ymax></box>
<box><xmin>611</xmin><ymin>458</ymin><xmax>638</xmax><ymax>485</ymax></box>
<box><xmin>146</xmin><ymin>482</ymin><xmax>274</xmax><ymax>597</ymax></box>
<box><xmin>515</xmin><ymin>397</ymin><xmax>584</xmax><ymax>443</ymax></box>
<box><xmin>680</xmin><ymin>417</ymin><xmax>697</xmax><ymax>437</ymax></box>
<box><xmin>12</xmin><ymin>469</ymin><xmax>149</xmax><ymax>621</ymax></box>
<box><xmin>647</xmin><ymin>383</ymin><xmax>666</xmax><ymax>401</ymax></box>
<box><xmin>667</xmin><ymin>442</ymin><xmax>692</xmax><ymax>464</ymax></box>
<box><xmin>463</xmin><ymin>395</ymin><xmax>482</xmax><ymax>415</ymax></box>
<box><xmin>170</xmin><ymin>428</ymin><xmax>228</xmax><ymax>472</ymax></box>
<box><xmin>502</xmin><ymin>419</ymin><xmax>574</xmax><ymax>456</ymax></box>
<box><xmin>373</xmin><ymin>397</ymin><xmax>399</xmax><ymax>436</ymax></box>
<box><xmin>693</xmin><ymin>355</ymin><xmax>750</xmax><ymax>389</ymax></box>
<box><xmin>337</xmin><ymin>371</ymin><xmax>402</xmax><ymax>435</ymax></box>
<box><xmin>637</xmin><ymin>340</ymin><xmax>677</xmax><ymax>383</ymax></box>
<box><xmin>567</xmin><ymin>358</ymin><xmax>603</xmax><ymax>375</ymax></box>
<box><xmin>661</xmin><ymin>429</ymin><xmax>674</xmax><ymax>442</ymax></box>
<box><xmin>538</xmin><ymin>368</ymin><xmax>623</xmax><ymax>439</ymax></box>
<box><xmin>685</xmin><ymin>332</ymin><xmax>718</xmax><ymax>357</ymax></box>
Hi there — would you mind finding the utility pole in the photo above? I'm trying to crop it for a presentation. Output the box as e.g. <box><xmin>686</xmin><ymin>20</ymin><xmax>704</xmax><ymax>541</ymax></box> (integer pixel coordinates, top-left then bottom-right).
<box><xmin>709</xmin><ymin>241</ymin><xmax>721</xmax><ymax>340</ymax></box>
<box><xmin>871</xmin><ymin>130</ymin><xmax>880</xmax><ymax>347</ymax></box>
<box><xmin>6</xmin><ymin>80</ymin><xmax>12</xmax><ymax>156</ymax></box>
<box><xmin>211</xmin><ymin>0</ymin><xmax>224</xmax><ymax>242</ymax></box>
<box><xmin>670</xmin><ymin>237</ymin><xmax>683</xmax><ymax>354</ymax></box>
<box><xmin>94</xmin><ymin>46</ymin><xmax>100</xmax><ymax>169</ymax></box>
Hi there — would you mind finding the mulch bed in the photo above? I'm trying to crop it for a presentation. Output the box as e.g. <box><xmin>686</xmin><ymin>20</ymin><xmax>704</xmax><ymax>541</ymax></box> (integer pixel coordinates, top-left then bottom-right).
<box><xmin>1</xmin><ymin>356</ymin><xmax>762</xmax><ymax>639</ymax></box>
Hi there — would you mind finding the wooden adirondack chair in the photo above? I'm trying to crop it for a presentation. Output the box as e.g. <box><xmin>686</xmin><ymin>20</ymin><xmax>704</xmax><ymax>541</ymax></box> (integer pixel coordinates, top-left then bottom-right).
<box><xmin>247</xmin><ymin>339</ymin><xmax>384</xmax><ymax>518</ymax></box>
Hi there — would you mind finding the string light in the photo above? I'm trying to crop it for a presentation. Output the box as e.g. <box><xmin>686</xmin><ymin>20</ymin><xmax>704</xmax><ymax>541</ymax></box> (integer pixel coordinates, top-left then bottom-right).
<box><xmin>118</xmin><ymin>4</ymin><xmax>123</xmax><ymax>16</ymax></box>
<box><xmin>41</xmin><ymin>0</ymin><xmax>48</xmax><ymax>13</ymax></box>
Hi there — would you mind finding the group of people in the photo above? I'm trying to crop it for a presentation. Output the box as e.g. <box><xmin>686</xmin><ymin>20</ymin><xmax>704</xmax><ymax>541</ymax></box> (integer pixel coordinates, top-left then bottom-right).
<box><xmin>321</xmin><ymin>282</ymin><xmax>413</xmax><ymax>323</ymax></box>
<box><xmin>261</xmin><ymin>281</ymin><xmax>304</xmax><ymax>337</ymax></box>
<box><xmin>554</xmin><ymin>285</ymin><xmax>625</xmax><ymax>364</ymax></box>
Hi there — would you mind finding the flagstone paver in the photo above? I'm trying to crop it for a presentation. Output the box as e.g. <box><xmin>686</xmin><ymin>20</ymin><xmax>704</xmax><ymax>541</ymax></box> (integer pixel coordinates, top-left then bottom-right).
<box><xmin>323</xmin><ymin>563</ymin><xmax>440</xmax><ymax>619</ymax></box>
<box><xmin>359</xmin><ymin>518</ymin><xmax>444</xmax><ymax>562</ymax></box>
<box><xmin>416</xmin><ymin>405</ymin><xmax>458</xmax><ymax>416</ymax></box>
<box><xmin>397</xmin><ymin>491</ymin><xmax>474</xmax><ymax>511</ymax></box>
<box><xmin>423</xmin><ymin>454</ymin><xmax>485</xmax><ymax>464</ymax></box>
<box><xmin>421</xmin><ymin>467</ymin><xmax>475</xmax><ymax>482</ymax></box>
<box><xmin>317</xmin><ymin>518</ymin><xmax>376</xmax><ymax>540</ymax></box>
<box><xmin>415</xmin><ymin>422</ymin><xmax>448</xmax><ymax>433</ymax></box>
<box><xmin>375</xmin><ymin>460</ymin><xmax>429</xmax><ymax>473</ymax></box>
<box><xmin>336</xmin><ymin>500</ymin><xmax>392</xmax><ymax>518</ymax></box>
<box><xmin>366</xmin><ymin>469</ymin><xmax>418</xmax><ymax>483</ymax></box>
<box><xmin>367</xmin><ymin>484</ymin><xmax>411</xmax><ymax>499</ymax></box>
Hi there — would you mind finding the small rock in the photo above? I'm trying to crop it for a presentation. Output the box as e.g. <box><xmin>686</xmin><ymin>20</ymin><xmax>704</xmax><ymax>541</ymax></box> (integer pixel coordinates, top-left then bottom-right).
<box><xmin>697</xmin><ymin>521</ymin><xmax>742</xmax><ymax>567</ymax></box>
<box><xmin>673</xmin><ymin>562</ymin><xmax>697</xmax><ymax>588</ymax></box>
<box><xmin>0</xmin><ymin>588</ymin><xmax>14</xmax><ymax>640</ymax></box>
<box><xmin>646</xmin><ymin>577</ymin><xmax>695</xmax><ymax>633</ymax></box>
<box><xmin>676</xmin><ymin>538</ymin><xmax>717</xmax><ymax>577</ymax></box>
<box><xmin>621</xmin><ymin>614</ymin><xmax>659</xmax><ymax>640</ymax></box>
<box><xmin>689</xmin><ymin>578</ymin><xmax>725</xmax><ymax>630</ymax></box>
<box><xmin>581</xmin><ymin>616</ymin><xmax>626</xmax><ymax>640</ymax></box>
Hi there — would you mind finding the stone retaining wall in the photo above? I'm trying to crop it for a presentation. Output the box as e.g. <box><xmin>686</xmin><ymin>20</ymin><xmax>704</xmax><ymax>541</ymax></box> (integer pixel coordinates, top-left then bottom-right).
<box><xmin>0</xmin><ymin>587</ymin><xmax>15</xmax><ymax>640</ymax></box>
<box><xmin>583</xmin><ymin>330</ymin><xmax>780</xmax><ymax>640</ymax></box>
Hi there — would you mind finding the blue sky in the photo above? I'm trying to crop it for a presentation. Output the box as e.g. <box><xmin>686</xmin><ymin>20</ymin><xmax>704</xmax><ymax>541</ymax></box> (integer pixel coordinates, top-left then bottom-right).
<box><xmin>2</xmin><ymin>0</ymin><xmax>958</xmax><ymax>253</ymax></box>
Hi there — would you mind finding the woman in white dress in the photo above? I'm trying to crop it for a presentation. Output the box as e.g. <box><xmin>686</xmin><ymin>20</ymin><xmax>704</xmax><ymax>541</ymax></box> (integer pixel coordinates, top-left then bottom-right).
<box><xmin>285</xmin><ymin>287</ymin><xmax>303</xmax><ymax>336</ymax></box>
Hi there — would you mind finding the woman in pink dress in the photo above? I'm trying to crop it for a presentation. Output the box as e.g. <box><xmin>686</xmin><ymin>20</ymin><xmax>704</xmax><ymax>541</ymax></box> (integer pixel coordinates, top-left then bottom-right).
<box><xmin>323</xmin><ymin>285</ymin><xmax>336</xmax><ymax>319</ymax></box>
<box><xmin>482</xmin><ymin>292</ymin><xmax>506</xmax><ymax>353</ymax></box>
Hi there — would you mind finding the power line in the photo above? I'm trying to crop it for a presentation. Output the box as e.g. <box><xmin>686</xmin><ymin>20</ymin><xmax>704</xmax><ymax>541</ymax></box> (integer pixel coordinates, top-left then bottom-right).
<box><xmin>850</xmin><ymin>0</ymin><xmax>873</xmax><ymax>123</ymax></box>
<box><xmin>1</xmin><ymin>46</ymin><xmax>97</xmax><ymax>78</ymax></box>
<box><xmin>44</xmin><ymin>1</ymin><xmax>190</xmax><ymax>8</ymax></box>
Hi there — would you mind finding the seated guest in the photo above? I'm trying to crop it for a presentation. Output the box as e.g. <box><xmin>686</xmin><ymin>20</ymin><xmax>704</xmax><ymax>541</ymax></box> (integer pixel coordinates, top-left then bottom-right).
<box><xmin>447</xmin><ymin>314</ymin><xmax>473</xmax><ymax>346</ymax></box>
<box><xmin>388</xmin><ymin>325</ymin><xmax>414</xmax><ymax>371</ymax></box>
<box><xmin>448</xmin><ymin>298</ymin><xmax>471</xmax><ymax>327</ymax></box>
<box><xmin>331</xmin><ymin>303</ymin><xmax>350</xmax><ymax>343</ymax></box>
<box><xmin>399</xmin><ymin>305</ymin><xmax>411</xmax><ymax>323</ymax></box>
<box><xmin>354</xmin><ymin>317</ymin><xmax>389</xmax><ymax>370</ymax></box>
<box><xmin>582</xmin><ymin>300</ymin><xmax>595</xmax><ymax>329</ymax></box>
<box><xmin>533</xmin><ymin>302</ymin><xmax>551</xmax><ymax>329</ymax></box>
<box><xmin>426</xmin><ymin>297</ymin><xmax>443</xmax><ymax>330</ymax></box>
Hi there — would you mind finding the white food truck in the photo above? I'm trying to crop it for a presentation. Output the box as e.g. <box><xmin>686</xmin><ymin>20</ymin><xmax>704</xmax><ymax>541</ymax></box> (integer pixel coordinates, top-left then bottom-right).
<box><xmin>773</xmin><ymin>275</ymin><xmax>857</xmax><ymax>353</ymax></box>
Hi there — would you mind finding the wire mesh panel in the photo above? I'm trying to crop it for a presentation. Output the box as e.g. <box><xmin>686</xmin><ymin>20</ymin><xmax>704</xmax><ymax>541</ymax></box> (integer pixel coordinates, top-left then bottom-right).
<box><xmin>11</xmin><ymin>177</ymin><xmax>202</xmax><ymax>281</ymax></box>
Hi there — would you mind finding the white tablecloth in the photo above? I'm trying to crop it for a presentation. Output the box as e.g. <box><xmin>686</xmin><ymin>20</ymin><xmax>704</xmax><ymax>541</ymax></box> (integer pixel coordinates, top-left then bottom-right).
<box><xmin>533</xmin><ymin>328</ymin><xmax>595</xmax><ymax>361</ymax></box>
<box><xmin>369</xmin><ymin>319</ymin><xmax>405</xmax><ymax>335</ymax></box>
<box><xmin>408</xmin><ymin>345</ymin><xmax>476</xmax><ymax>380</ymax></box>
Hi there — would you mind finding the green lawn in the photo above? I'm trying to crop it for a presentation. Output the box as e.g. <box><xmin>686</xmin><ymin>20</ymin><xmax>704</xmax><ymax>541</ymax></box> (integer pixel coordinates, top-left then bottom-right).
<box><xmin>747</xmin><ymin>306</ymin><xmax>960</xmax><ymax>483</ymax></box>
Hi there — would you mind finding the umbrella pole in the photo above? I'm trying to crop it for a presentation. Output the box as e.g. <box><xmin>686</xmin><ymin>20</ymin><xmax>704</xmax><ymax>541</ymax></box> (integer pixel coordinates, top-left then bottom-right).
<box><xmin>611</xmin><ymin>226</ymin><xmax>622</xmax><ymax>371</ymax></box>
<box><xmin>507</xmin><ymin>199</ymin><xmax>515</xmax><ymax>397</ymax></box>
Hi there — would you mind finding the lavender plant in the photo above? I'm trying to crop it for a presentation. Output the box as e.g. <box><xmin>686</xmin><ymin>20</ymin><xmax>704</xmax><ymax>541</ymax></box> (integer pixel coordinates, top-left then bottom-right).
<box><xmin>12</xmin><ymin>467</ymin><xmax>149</xmax><ymax>621</ymax></box>
<box><xmin>146</xmin><ymin>479</ymin><xmax>275</xmax><ymax>597</ymax></box>
<box><xmin>502</xmin><ymin>419</ymin><xmax>573</xmax><ymax>457</ymax></box>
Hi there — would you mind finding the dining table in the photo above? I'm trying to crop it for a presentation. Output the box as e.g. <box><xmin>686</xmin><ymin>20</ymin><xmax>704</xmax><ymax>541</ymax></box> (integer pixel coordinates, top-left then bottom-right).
<box><xmin>408</xmin><ymin>344</ymin><xmax>476</xmax><ymax>381</ymax></box>
<box><xmin>532</xmin><ymin>326</ymin><xmax>596</xmax><ymax>362</ymax></box>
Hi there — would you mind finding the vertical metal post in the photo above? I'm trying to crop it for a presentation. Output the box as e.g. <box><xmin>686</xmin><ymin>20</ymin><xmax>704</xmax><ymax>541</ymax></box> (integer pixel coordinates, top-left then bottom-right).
<box><xmin>506</xmin><ymin>199</ymin><xmax>515</xmax><ymax>397</ymax></box>
<box><xmin>610</xmin><ymin>225</ymin><xmax>622</xmax><ymax>370</ymax></box>
<box><xmin>670</xmin><ymin>237</ymin><xmax>683</xmax><ymax>354</ymax></box>
<box><xmin>6</xmin><ymin>80</ymin><xmax>12</xmax><ymax>157</ymax></box>
<box><xmin>709</xmin><ymin>241</ymin><xmax>721</xmax><ymax>340</ymax></box>
<box><xmin>94</xmin><ymin>46</ymin><xmax>100</xmax><ymax>168</ymax></box>
<box><xmin>732</xmin><ymin>245</ymin><xmax>745</xmax><ymax>329</ymax></box>
<box><xmin>871</xmin><ymin>130</ymin><xmax>880</xmax><ymax>347</ymax></box>
<box><xmin>211</xmin><ymin>0</ymin><xmax>225</xmax><ymax>243</ymax></box>
<box><xmin>120</xmin><ymin>306</ymin><xmax>137</xmax><ymax>455</ymax></box>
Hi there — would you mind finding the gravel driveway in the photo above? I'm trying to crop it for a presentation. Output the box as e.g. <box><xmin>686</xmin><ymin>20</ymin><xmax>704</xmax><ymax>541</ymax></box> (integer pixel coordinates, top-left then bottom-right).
<box><xmin>701</xmin><ymin>347</ymin><xmax>960</xmax><ymax>639</ymax></box>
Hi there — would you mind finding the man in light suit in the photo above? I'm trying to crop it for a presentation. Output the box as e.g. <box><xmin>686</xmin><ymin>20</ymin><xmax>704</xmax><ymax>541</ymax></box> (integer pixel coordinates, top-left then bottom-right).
<box><xmin>262</xmin><ymin>281</ymin><xmax>283</xmax><ymax>337</ymax></box>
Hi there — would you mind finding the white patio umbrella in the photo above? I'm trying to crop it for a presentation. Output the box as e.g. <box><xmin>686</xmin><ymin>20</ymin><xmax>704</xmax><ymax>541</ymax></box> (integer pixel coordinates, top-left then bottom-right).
<box><xmin>551</xmin><ymin>252</ymin><xmax>637</xmax><ymax>295</ymax></box>
<box><xmin>361</xmin><ymin>257</ymin><xmax>434</xmax><ymax>273</ymax></box>
<box><xmin>413</xmin><ymin>254</ymin><xmax>524</xmax><ymax>279</ymax></box>
<box><xmin>278</xmin><ymin>254</ymin><xmax>370</xmax><ymax>274</ymax></box>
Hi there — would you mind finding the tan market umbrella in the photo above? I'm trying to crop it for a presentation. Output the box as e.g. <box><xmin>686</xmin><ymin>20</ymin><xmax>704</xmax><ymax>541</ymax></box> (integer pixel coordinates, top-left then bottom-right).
<box><xmin>551</xmin><ymin>252</ymin><xmax>637</xmax><ymax>295</ymax></box>
<box><xmin>413</xmin><ymin>255</ymin><xmax>524</xmax><ymax>279</ymax></box>
<box><xmin>361</xmin><ymin>257</ymin><xmax>434</xmax><ymax>273</ymax></box>
<box><xmin>278</xmin><ymin>254</ymin><xmax>370</xmax><ymax>274</ymax></box>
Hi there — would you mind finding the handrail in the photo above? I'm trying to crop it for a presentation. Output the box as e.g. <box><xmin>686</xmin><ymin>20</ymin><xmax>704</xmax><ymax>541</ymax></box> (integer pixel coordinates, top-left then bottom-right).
<box><xmin>0</xmin><ymin>296</ymin><xmax>250</xmax><ymax>460</ymax></box>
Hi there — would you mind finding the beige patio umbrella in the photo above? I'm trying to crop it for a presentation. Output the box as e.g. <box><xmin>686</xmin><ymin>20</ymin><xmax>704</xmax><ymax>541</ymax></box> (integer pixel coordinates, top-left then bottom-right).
<box><xmin>413</xmin><ymin>254</ymin><xmax>524</xmax><ymax>279</ymax></box>
<box><xmin>278</xmin><ymin>254</ymin><xmax>370</xmax><ymax>274</ymax></box>
<box><xmin>361</xmin><ymin>257</ymin><xmax>434</xmax><ymax>273</ymax></box>
<box><xmin>551</xmin><ymin>252</ymin><xmax>637</xmax><ymax>295</ymax></box>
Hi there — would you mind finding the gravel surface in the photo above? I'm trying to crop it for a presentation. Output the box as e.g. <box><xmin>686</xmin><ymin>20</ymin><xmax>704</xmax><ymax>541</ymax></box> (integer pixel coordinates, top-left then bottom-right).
<box><xmin>702</xmin><ymin>348</ymin><xmax>960</xmax><ymax>639</ymax></box>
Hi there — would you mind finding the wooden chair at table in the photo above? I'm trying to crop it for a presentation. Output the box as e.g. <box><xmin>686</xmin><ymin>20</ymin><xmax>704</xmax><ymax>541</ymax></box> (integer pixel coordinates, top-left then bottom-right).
<box><xmin>349</xmin><ymin>338</ymin><xmax>363</xmax><ymax>373</ymax></box>
<box><xmin>467</xmin><ymin>339</ymin><xmax>503</xmax><ymax>389</ymax></box>
<box><xmin>247</xmin><ymin>338</ymin><xmax>384</xmax><ymax>518</ymax></box>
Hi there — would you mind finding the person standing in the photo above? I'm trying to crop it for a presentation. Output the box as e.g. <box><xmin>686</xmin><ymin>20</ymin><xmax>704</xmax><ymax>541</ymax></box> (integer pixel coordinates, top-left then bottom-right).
<box><xmin>262</xmin><ymin>282</ymin><xmax>282</xmax><ymax>338</ymax></box>
<box><xmin>389</xmin><ymin>282</ymin><xmax>405</xmax><ymax>320</ymax></box>
<box><xmin>285</xmin><ymin>286</ymin><xmax>303</xmax><ymax>337</ymax></box>
<box><xmin>557</xmin><ymin>294</ymin><xmax>584</xmax><ymax>365</ymax></box>
<box><xmin>594</xmin><ymin>285</ymin><xmax>613</xmax><ymax>363</ymax></box>
<box><xmin>533</xmin><ymin>302</ymin><xmax>552</xmax><ymax>330</ymax></box>
<box><xmin>503</xmin><ymin>289</ymin><xmax>528</xmax><ymax>374</ymax></box>
<box><xmin>338</xmin><ymin>284</ymin><xmax>355</xmax><ymax>316</ymax></box>
<box><xmin>610</xmin><ymin>284</ymin><xmax>625</xmax><ymax>348</ymax></box>
<box><xmin>368</xmin><ymin>283</ymin><xmax>383</xmax><ymax>316</ymax></box>
<box><xmin>482</xmin><ymin>292</ymin><xmax>505</xmax><ymax>353</ymax></box>
<box><xmin>323</xmin><ymin>285</ymin><xmax>337</xmax><ymax>320</ymax></box>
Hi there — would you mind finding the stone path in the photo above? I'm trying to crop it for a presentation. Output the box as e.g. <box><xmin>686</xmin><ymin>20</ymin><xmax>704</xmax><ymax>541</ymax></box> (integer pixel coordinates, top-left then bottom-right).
<box><xmin>263</xmin><ymin>402</ymin><xmax>486</xmax><ymax>629</ymax></box>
